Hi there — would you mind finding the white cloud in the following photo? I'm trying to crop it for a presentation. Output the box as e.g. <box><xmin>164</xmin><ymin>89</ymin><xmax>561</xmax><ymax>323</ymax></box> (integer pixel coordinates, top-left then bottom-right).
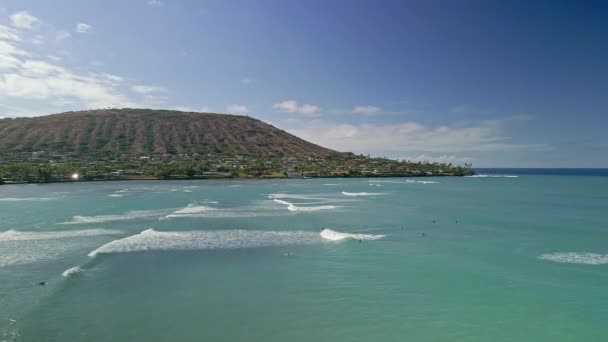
<box><xmin>273</xmin><ymin>100</ymin><xmax>320</xmax><ymax>117</ymax></box>
<box><xmin>75</xmin><ymin>23</ymin><xmax>91</xmax><ymax>33</ymax></box>
<box><xmin>47</xmin><ymin>55</ymin><xmax>62</xmax><ymax>62</ymax></box>
<box><xmin>352</xmin><ymin>105</ymin><xmax>381</xmax><ymax>115</ymax></box>
<box><xmin>286</xmin><ymin>119</ymin><xmax>550</xmax><ymax>153</ymax></box>
<box><xmin>10</xmin><ymin>11</ymin><xmax>41</xmax><ymax>30</ymax></box>
<box><xmin>227</xmin><ymin>104</ymin><xmax>248</xmax><ymax>115</ymax></box>
<box><xmin>0</xmin><ymin>25</ymin><xmax>21</xmax><ymax>41</ymax></box>
<box><xmin>241</xmin><ymin>78</ymin><xmax>253</xmax><ymax>85</ymax></box>
<box><xmin>55</xmin><ymin>30</ymin><xmax>71</xmax><ymax>41</ymax></box>
<box><xmin>147</xmin><ymin>0</ymin><xmax>165</xmax><ymax>7</ymax></box>
<box><xmin>131</xmin><ymin>84</ymin><xmax>167</xmax><ymax>94</ymax></box>
<box><xmin>0</xmin><ymin>38</ymin><xmax>137</xmax><ymax>111</ymax></box>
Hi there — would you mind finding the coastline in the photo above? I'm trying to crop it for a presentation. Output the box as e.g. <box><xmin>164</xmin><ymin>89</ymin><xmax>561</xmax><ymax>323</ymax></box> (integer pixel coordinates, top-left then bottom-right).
<box><xmin>0</xmin><ymin>173</ymin><xmax>470</xmax><ymax>186</ymax></box>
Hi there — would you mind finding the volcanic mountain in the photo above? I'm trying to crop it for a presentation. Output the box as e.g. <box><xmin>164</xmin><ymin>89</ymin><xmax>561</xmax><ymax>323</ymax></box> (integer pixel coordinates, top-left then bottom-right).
<box><xmin>0</xmin><ymin>109</ymin><xmax>334</xmax><ymax>157</ymax></box>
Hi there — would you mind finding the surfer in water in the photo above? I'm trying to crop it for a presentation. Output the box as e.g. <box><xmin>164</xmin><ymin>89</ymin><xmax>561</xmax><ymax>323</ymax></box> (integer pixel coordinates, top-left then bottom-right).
<box><xmin>37</xmin><ymin>281</ymin><xmax>46</xmax><ymax>286</ymax></box>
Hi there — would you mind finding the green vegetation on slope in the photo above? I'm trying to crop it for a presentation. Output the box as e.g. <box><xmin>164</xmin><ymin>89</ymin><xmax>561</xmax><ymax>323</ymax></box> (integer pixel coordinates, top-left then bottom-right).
<box><xmin>0</xmin><ymin>109</ymin><xmax>474</xmax><ymax>183</ymax></box>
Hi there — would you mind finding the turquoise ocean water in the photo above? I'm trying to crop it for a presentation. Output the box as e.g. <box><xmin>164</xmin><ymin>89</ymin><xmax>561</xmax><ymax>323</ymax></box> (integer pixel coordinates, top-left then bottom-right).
<box><xmin>1</xmin><ymin>171</ymin><xmax>608</xmax><ymax>341</ymax></box>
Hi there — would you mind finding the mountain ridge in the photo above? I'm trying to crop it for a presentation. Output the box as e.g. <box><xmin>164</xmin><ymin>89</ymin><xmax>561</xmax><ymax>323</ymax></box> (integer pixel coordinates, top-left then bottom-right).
<box><xmin>0</xmin><ymin>108</ymin><xmax>334</xmax><ymax>157</ymax></box>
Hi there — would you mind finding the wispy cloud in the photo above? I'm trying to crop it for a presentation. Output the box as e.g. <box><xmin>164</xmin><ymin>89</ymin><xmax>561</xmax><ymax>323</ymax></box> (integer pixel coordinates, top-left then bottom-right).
<box><xmin>131</xmin><ymin>84</ymin><xmax>167</xmax><ymax>94</ymax></box>
<box><xmin>241</xmin><ymin>78</ymin><xmax>253</xmax><ymax>85</ymax></box>
<box><xmin>227</xmin><ymin>104</ymin><xmax>249</xmax><ymax>114</ymax></box>
<box><xmin>10</xmin><ymin>11</ymin><xmax>41</xmax><ymax>30</ymax></box>
<box><xmin>0</xmin><ymin>25</ymin><xmax>21</xmax><ymax>41</ymax></box>
<box><xmin>0</xmin><ymin>26</ymin><xmax>139</xmax><ymax>113</ymax></box>
<box><xmin>286</xmin><ymin>118</ymin><xmax>551</xmax><ymax>153</ymax></box>
<box><xmin>147</xmin><ymin>0</ymin><xmax>165</xmax><ymax>7</ymax></box>
<box><xmin>75</xmin><ymin>23</ymin><xmax>91</xmax><ymax>33</ymax></box>
<box><xmin>273</xmin><ymin>100</ymin><xmax>320</xmax><ymax>117</ymax></box>
<box><xmin>31</xmin><ymin>34</ymin><xmax>44</xmax><ymax>45</ymax></box>
<box><xmin>352</xmin><ymin>105</ymin><xmax>381</xmax><ymax>115</ymax></box>
<box><xmin>90</xmin><ymin>59</ymin><xmax>104</xmax><ymax>67</ymax></box>
<box><xmin>55</xmin><ymin>30</ymin><xmax>71</xmax><ymax>41</ymax></box>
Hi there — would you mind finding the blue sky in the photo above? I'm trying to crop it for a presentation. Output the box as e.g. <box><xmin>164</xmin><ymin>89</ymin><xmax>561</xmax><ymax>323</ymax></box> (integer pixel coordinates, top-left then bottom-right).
<box><xmin>0</xmin><ymin>0</ymin><xmax>606</xmax><ymax>167</ymax></box>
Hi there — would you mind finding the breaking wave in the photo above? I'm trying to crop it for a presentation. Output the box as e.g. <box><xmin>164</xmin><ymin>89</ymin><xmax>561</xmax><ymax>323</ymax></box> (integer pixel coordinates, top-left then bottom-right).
<box><xmin>273</xmin><ymin>199</ymin><xmax>338</xmax><ymax>212</ymax></box>
<box><xmin>62</xmin><ymin>209</ymin><xmax>170</xmax><ymax>224</ymax></box>
<box><xmin>88</xmin><ymin>229</ymin><xmax>320</xmax><ymax>256</ymax></box>
<box><xmin>268</xmin><ymin>193</ymin><xmax>329</xmax><ymax>201</ymax></box>
<box><xmin>165</xmin><ymin>203</ymin><xmax>284</xmax><ymax>218</ymax></box>
<box><xmin>62</xmin><ymin>266</ymin><xmax>84</xmax><ymax>277</ymax></box>
<box><xmin>320</xmin><ymin>228</ymin><xmax>385</xmax><ymax>241</ymax></box>
<box><xmin>0</xmin><ymin>229</ymin><xmax>121</xmax><ymax>267</ymax></box>
<box><xmin>0</xmin><ymin>196</ymin><xmax>63</xmax><ymax>202</ymax></box>
<box><xmin>538</xmin><ymin>252</ymin><xmax>608</xmax><ymax>265</ymax></box>
<box><xmin>341</xmin><ymin>192</ymin><xmax>387</xmax><ymax>196</ymax></box>
<box><xmin>367</xmin><ymin>180</ymin><xmax>439</xmax><ymax>184</ymax></box>
<box><xmin>0</xmin><ymin>229</ymin><xmax>120</xmax><ymax>242</ymax></box>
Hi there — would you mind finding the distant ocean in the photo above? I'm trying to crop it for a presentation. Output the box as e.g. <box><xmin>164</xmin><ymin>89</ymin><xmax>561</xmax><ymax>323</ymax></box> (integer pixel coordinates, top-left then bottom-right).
<box><xmin>1</xmin><ymin>173</ymin><xmax>607</xmax><ymax>341</ymax></box>
<box><xmin>476</xmin><ymin>167</ymin><xmax>608</xmax><ymax>176</ymax></box>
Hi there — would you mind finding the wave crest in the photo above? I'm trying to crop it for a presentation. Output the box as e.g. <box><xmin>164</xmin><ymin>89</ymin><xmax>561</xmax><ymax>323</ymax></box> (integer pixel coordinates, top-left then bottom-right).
<box><xmin>88</xmin><ymin>229</ymin><xmax>320</xmax><ymax>256</ymax></box>
<box><xmin>539</xmin><ymin>252</ymin><xmax>608</xmax><ymax>265</ymax></box>
<box><xmin>341</xmin><ymin>192</ymin><xmax>386</xmax><ymax>196</ymax></box>
<box><xmin>62</xmin><ymin>210</ymin><xmax>169</xmax><ymax>224</ymax></box>
<box><xmin>320</xmin><ymin>228</ymin><xmax>385</xmax><ymax>241</ymax></box>
<box><xmin>62</xmin><ymin>266</ymin><xmax>84</xmax><ymax>277</ymax></box>
<box><xmin>273</xmin><ymin>199</ymin><xmax>337</xmax><ymax>212</ymax></box>
<box><xmin>0</xmin><ymin>229</ymin><xmax>120</xmax><ymax>242</ymax></box>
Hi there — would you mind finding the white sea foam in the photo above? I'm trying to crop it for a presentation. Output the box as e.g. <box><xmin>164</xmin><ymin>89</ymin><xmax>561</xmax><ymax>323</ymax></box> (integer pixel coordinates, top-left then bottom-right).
<box><xmin>273</xmin><ymin>199</ymin><xmax>292</xmax><ymax>206</ymax></box>
<box><xmin>320</xmin><ymin>228</ymin><xmax>385</xmax><ymax>241</ymax></box>
<box><xmin>165</xmin><ymin>203</ymin><xmax>280</xmax><ymax>218</ymax></box>
<box><xmin>62</xmin><ymin>266</ymin><xmax>84</xmax><ymax>277</ymax></box>
<box><xmin>62</xmin><ymin>209</ymin><xmax>170</xmax><ymax>224</ymax></box>
<box><xmin>368</xmin><ymin>180</ymin><xmax>439</xmax><ymax>184</ymax></box>
<box><xmin>169</xmin><ymin>205</ymin><xmax>216</xmax><ymax>215</ymax></box>
<box><xmin>465</xmin><ymin>175</ymin><xmax>518</xmax><ymax>178</ymax></box>
<box><xmin>107</xmin><ymin>194</ymin><xmax>125</xmax><ymax>197</ymax></box>
<box><xmin>0</xmin><ymin>229</ymin><xmax>120</xmax><ymax>242</ymax></box>
<box><xmin>323</xmin><ymin>183</ymin><xmax>339</xmax><ymax>186</ymax></box>
<box><xmin>538</xmin><ymin>252</ymin><xmax>608</xmax><ymax>265</ymax></box>
<box><xmin>0</xmin><ymin>229</ymin><xmax>120</xmax><ymax>267</ymax></box>
<box><xmin>273</xmin><ymin>199</ymin><xmax>338</xmax><ymax>212</ymax></box>
<box><xmin>0</xmin><ymin>196</ymin><xmax>63</xmax><ymax>202</ymax></box>
<box><xmin>341</xmin><ymin>192</ymin><xmax>387</xmax><ymax>196</ymax></box>
<box><xmin>88</xmin><ymin>229</ymin><xmax>320</xmax><ymax>256</ymax></box>
<box><xmin>269</xmin><ymin>193</ymin><xmax>329</xmax><ymax>201</ymax></box>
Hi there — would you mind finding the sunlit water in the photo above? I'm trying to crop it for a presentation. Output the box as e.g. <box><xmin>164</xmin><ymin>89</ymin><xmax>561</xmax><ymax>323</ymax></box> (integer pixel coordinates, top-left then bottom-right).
<box><xmin>1</xmin><ymin>173</ymin><xmax>607</xmax><ymax>341</ymax></box>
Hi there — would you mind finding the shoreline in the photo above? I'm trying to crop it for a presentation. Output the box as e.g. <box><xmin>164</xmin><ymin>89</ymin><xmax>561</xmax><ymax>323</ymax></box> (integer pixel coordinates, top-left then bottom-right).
<box><xmin>0</xmin><ymin>173</ymin><xmax>467</xmax><ymax>186</ymax></box>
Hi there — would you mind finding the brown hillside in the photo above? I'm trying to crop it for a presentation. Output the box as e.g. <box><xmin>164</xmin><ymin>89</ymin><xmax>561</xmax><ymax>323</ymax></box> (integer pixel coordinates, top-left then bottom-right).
<box><xmin>0</xmin><ymin>109</ymin><xmax>334</xmax><ymax>157</ymax></box>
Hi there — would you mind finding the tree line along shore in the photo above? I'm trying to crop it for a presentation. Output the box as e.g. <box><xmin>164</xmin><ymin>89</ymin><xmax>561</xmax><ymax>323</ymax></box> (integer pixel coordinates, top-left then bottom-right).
<box><xmin>0</xmin><ymin>152</ymin><xmax>474</xmax><ymax>184</ymax></box>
